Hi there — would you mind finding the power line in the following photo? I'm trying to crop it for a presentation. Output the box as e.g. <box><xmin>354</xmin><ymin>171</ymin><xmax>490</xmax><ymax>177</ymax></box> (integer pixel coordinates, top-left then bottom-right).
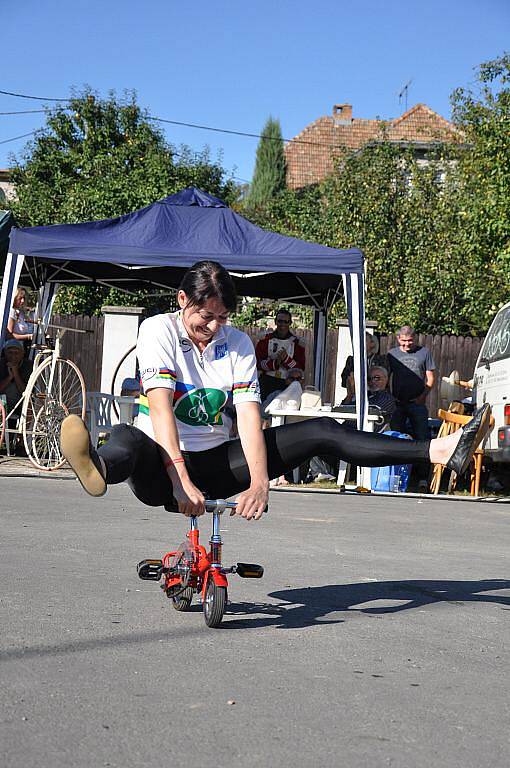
<box><xmin>0</xmin><ymin>87</ymin><xmax>339</xmax><ymax>149</ymax></box>
<box><xmin>0</xmin><ymin>129</ymin><xmax>250</xmax><ymax>183</ymax></box>
<box><xmin>0</xmin><ymin>109</ymin><xmax>47</xmax><ymax>116</ymax></box>
<box><xmin>0</xmin><ymin>89</ymin><xmax>70</xmax><ymax>102</ymax></box>
<box><xmin>149</xmin><ymin>115</ymin><xmax>331</xmax><ymax>147</ymax></box>
<box><xmin>0</xmin><ymin>88</ymin><xmax>342</xmax><ymax>183</ymax></box>
<box><xmin>0</xmin><ymin>130</ymin><xmax>38</xmax><ymax>146</ymax></box>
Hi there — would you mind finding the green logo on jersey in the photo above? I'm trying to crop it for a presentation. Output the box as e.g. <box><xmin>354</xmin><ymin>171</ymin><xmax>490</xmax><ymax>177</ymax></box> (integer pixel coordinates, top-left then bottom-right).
<box><xmin>174</xmin><ymin>388</ymin><xmax>227</xmax><ymax>426</ymax></box>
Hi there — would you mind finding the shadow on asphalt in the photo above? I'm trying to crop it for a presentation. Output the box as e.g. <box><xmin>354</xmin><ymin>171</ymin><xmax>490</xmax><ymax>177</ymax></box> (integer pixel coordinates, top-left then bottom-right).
<box><xmin>0</xmin><ymin>625</ymin><xmax>206</xmax><ymax>663</ymax></box>
<box><xmin>224</xmin><ymin>578</ymin><xmax>510</xmax><ymax>630</ymax></box>
<box><xmin>2</xmin><ymin>580</ymin><xmax>509</xmax><ymax>660</ymax></box>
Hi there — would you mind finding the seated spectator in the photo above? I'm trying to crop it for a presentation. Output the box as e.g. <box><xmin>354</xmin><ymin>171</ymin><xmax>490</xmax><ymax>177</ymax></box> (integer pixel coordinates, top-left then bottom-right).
<box><xmin>7</xmin><ymin>287</ymin><xmax>35</xmax><ymax>345</ymax></box>
<box><xmin>120</xmin><ymin>377</ymin><xmax>140</xmax><ymax>420</ymax></box>
<box><xmin>366</xmin><ymin>366</ymin><xmax>396</xmax><ymax>418</ymax></box>
<box><xmin>0</xmin><ymin>339</ymin><xmax>34</xmax><ymax>424</ymax></box>
<box><xmin>341</xmin><ymin>332</ymin><xmax>387</xmax><ymax>388</ymax></box>
<box><xmin>342</xmin><ymin>365</ymin><xmax>396</xmax><ymax>427</ymax></box>
<box><xmin>334</xmin><ymin>364</ymin><xmax>396</xmax><ymax>486</ymax></box>
<box><xmin>120</xmin><ymin>377</ymin><xmax>140</xmax><ymax>397</ymax></box>
<box><xmin>256</xmin><ymin>309</ymin><xmax>306</xmax><ymax>402</ymax></box>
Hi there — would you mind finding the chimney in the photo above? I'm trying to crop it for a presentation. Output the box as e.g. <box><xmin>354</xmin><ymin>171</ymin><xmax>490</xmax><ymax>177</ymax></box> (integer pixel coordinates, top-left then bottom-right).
<box><xmin>333</xmin><ymin>104</ymin><xmax>353</xmax><ymax>125</ymax></box>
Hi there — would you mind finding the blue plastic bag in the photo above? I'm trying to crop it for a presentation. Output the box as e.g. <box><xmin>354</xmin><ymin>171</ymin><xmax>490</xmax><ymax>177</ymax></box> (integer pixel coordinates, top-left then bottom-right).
<box><xmin>371</xmin><ymin>430</ymin><xmax>412</xmax><ymax>492</ymax></box>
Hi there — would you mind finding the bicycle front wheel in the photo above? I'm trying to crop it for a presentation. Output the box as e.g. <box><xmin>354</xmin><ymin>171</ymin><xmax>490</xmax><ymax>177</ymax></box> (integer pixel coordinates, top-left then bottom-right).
<box><xmin>22</xmin><ymin>357</ymin><xmax>86</xmax><ymax>470</ymax></box>
<box><xmin>203</xmin><ymin>581</ymin><xmax>227</xmax><ymax>628</ymax></box>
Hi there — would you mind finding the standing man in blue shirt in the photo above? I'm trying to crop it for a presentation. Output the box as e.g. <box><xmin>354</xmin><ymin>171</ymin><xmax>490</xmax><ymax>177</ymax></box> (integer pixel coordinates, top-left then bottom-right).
<box><xmin>388</xmin><ymin>326</ymin><xmax>436</xmax><ymax>490</ymax></box>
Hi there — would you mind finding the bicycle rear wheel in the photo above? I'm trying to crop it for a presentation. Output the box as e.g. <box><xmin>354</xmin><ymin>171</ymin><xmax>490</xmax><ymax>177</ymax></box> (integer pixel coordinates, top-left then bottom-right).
<box><xmin>172</xmin><ymin>587</ymin><xmax>194</xmax><ymax>611</ymax></box>
<box><xmin>110</xmin><ymin>344</ymin><xmax>136</xmax><ymax>418</ymax></box>
<box><xmin>22</xmin><ymin>356</ymin><xmax>86</xmax><ymax>470</ymax></box>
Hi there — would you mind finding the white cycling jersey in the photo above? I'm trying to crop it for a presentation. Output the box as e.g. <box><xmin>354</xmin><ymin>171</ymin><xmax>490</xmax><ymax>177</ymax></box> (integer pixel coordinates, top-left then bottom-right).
<box><xmin>136</xmin><ymin>311</ymin><xmax>260</xmax><ymax>451</ymax></box>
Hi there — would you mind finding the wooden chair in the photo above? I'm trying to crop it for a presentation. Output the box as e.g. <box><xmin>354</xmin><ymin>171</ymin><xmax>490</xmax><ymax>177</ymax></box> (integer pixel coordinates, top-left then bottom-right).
<box><xmin>429</xmin><ymin>404</ymin><xmax>494</xmax><ymax>497</ymax></box>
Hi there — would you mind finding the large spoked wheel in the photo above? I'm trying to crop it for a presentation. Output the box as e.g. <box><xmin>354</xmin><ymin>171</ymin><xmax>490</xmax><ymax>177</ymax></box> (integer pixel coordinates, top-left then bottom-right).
<box><xmin>0</xmin><ymin>398</ymin><xmax>5</xmax><ymax>451</ymax></box>
<box><xmin>172</xmin><ymin>587</ymin><xmax>194</xmax><ymax>612</ymax></box>
<box><xmin>203</xmin><ymin>580</ymin><xmax>227</xmax><ymax>628</ymax></box>
<box><xmin>111</xmin><ymin>344</ymin><xmax>136</xmax><ymax>419</ymax></box>
<box><xmin>22</xmin><ymin>357</ymin><xmax>86</xmax><ymax>471</ymax></box>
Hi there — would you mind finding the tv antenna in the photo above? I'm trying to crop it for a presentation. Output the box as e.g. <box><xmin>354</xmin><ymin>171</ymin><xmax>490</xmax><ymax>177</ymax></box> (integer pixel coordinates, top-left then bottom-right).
<box><xmin>398</xmin><ymin>79</ymin><xmax>413</xmax><ymax>112</ymax></box>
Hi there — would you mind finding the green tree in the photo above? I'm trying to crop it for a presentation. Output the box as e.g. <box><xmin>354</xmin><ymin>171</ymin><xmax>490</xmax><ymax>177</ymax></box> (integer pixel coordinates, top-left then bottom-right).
<box><xmin>451</xmin><ymin>53</ymin><xmax>510</xmax><ymax>330</ymax></box>
<box><xmin>245</xmin><ymin>117</ymin><xmax>286</xmax><ymax>207</ymax></box>
<box><xmin>8</xmin><ymin>88</ymin><xmax>237</xmax><ymax>314</ymax></box>
<box><xmin>246</xmin><ymin>143</ymin><xmax>463</xmax><ymax>332</ymax></box>
<box><xmin>320</xmin><ymin>142</ymin><xmax>470</xmax><ymax>333</ymax></box>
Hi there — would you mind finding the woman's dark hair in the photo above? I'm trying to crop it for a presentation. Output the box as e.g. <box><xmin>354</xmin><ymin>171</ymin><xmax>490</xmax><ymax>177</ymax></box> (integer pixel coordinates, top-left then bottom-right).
<box><xmin>275</xmin><ymin>307</ymin><xmax>291</xmax><ymax>322</ymax></box>
<box><xmin>179</xmin><ymin>261</ymin><xmax>237</xmax><ymax>312</ymax></box>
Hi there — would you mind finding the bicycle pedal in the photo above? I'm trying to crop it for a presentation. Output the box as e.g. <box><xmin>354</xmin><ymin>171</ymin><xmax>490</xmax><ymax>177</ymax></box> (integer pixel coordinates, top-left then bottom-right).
<box><xmin>137</xmin><ymin>559</ymin><xmax>163</xmax><ymax>580</ymax></box>
<box><xmin>236</xmin><ymin>562</ymin><xmax>264</xmax><ymax>579</ymax></box>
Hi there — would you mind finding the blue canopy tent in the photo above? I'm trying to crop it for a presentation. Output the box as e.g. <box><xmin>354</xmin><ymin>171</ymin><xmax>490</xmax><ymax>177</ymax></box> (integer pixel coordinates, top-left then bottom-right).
<box><xmin>1</xmin><ymin>188</ymin><xmax>368</xmax><ymax>426</ymax></box>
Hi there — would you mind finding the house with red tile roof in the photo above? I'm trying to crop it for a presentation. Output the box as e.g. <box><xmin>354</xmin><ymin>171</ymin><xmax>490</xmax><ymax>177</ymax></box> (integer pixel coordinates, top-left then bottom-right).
<box><xmin>285</xmin><ymin>103</ymin><xmax>463</xmax><ymax>189</ymax></box>
<box><xmin>0</xmin><ymin>169</ymin><xmax>15</xmax><ymax>203</ymax></box>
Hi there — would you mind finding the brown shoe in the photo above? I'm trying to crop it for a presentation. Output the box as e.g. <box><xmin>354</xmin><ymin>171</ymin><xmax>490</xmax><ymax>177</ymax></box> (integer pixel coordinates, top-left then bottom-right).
<box><xmin>446</xmin><ymin>403</ymin><xmax>492</xmax><ymax>476</ymax></box>
<box><xmin>60</xmin><ymin>415</ymin><xmax>106</xmax><ymax>497</ymax></box>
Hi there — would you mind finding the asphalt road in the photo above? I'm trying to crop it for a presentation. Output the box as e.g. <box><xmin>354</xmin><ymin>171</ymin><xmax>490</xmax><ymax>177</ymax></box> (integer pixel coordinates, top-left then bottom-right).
<box><xmin>1</xmin><ymin>479</ymin><xmax>510</xmax><ymax>768</ymax></box>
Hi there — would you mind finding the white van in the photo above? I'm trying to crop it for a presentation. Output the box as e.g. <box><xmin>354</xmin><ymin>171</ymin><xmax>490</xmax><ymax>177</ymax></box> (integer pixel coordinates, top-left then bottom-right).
<box><xmin>473</xmin><ymin>300</ymin><xmax>510</xmax><ymax>464</ymax></box>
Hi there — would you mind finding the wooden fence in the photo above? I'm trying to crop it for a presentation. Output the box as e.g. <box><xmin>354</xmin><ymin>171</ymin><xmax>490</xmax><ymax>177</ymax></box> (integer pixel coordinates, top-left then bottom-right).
<box><xmin>52</xmin><ymin>314</ymin><xmax>104</xmax><ymax>392</ymax></box>
<box><xmin>53</xmin><ymin>315</ymin><xmax>484</xmax><ymax>419</ymax></box>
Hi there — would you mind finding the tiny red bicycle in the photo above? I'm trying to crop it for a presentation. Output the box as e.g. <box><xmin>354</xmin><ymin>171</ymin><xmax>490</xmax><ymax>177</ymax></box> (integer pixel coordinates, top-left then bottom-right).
<box><xmin>137</xmin><ymin>499</ymin><xmax>264</xmax><ymax>628</ymax></box>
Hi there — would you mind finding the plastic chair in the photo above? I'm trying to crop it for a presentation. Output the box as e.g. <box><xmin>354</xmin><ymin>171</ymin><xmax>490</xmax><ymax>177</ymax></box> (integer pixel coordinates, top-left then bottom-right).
<box><xmin>117</xmin><ymin>395</ymin><xmax>138</xmax><ymax>426</ymax></box>
<box><xmin>0</xmin><ymin>394</ymin><xmax>12</xmax><ymax>455</ymax></box>
<box><xmin>429</xmin><ymin>405</ymin><xmax>494</xmax><ymax>497</ymax></box>
<box><xmin>86</xmin><ymin>392</ymin><xmax>116</xmax><ymax>448</ymax></box>
<box><xmin>0</xmin><ymin>393</ymin><xmax>23</xmax><ymax>457</ymax></box>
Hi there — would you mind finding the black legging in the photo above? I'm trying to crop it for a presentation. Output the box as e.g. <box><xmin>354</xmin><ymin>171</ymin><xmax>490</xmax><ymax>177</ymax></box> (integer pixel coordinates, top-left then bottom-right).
<box><xmin>98</xmin><ymin>419</ymin><xmax>430</xmax><ymax>508</ymax></box>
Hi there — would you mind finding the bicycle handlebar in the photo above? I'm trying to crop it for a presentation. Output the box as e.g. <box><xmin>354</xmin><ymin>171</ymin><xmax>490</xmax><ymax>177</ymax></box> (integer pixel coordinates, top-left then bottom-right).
<box><xmin>204</xmin><ymin>499</ymin><xmax>268</xmax><ymax>514</ymax></box>
<box><xmin>205</xmin><ymin>499</ymin><xmax>238</xmax><ymax>513</ymax></box>
<box><xmin>46</xmin><ymin>323</ymin><xmax>94</xmax><ymax>335</ymax></box>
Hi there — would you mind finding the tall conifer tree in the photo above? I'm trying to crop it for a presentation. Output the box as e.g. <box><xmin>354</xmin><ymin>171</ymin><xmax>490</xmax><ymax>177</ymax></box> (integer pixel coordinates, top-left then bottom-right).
<box><xmin>247</xmin><ymin>117</ymin><xmax>286</xmax><ymax>206</ymax></box>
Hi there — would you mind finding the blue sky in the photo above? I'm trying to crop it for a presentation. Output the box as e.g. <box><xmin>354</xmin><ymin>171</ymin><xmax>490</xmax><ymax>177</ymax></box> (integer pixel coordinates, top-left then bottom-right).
<box><xmin>2</xmin><ymin>0</ymin><xmax>508</xmax><ymax>185</ymax></box>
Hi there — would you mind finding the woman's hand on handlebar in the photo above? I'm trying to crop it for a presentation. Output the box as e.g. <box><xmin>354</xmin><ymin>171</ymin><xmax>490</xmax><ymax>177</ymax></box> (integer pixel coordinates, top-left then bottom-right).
<box><xmin>172</xmin><ymin>478</ymin><xmax>206</xmax><ymax>517</ymax></box>
<box><xmin>233</xmin><ymin>483</ymin><xmax>269</xmax><ymax>521</ymax></box>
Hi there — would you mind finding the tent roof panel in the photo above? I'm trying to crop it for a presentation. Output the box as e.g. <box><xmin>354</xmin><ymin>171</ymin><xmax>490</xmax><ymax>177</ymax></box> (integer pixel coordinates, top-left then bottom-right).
<box><xmin>7</xmin><ymin>188</ymin><xmax>364</xmax><ymax>307</ymax></box>
<box><xmin>9</xmin><ymin>188</ymin><xmax>363</xmax><ymax>277</ymax></box>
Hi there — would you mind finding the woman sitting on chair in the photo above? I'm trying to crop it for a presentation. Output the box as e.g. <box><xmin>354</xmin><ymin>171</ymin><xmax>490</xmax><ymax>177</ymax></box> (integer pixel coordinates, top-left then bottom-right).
<box><xmin>60</xmin><ymin>261</ymin><xmax>491</xmax><ymax>521</ymax></box>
